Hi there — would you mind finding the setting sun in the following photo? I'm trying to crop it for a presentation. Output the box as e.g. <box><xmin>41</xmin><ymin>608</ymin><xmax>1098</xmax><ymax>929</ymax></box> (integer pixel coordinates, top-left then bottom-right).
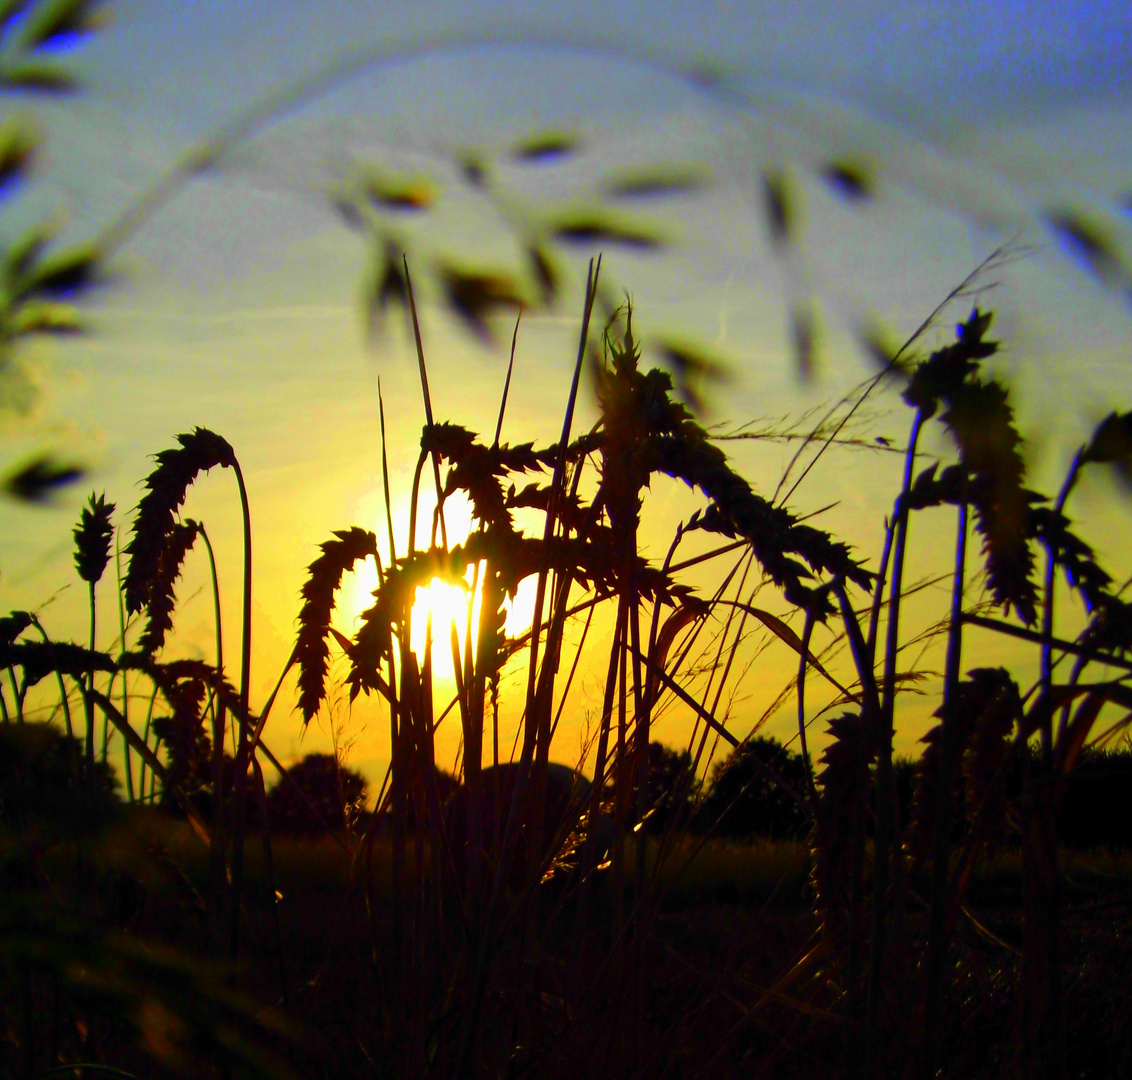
<box><xmin>336</xmin><ymin>491</ymin><xmax>541</xmax><ymax>684</ymax></box>
<box><xmin>408</xmin><ymin>570</ymin><xmax>540</xmax><ymax>681</ymax></box>
<box><xmin>409</xmin><ymin>572</ymin><xmax>477</xmax><ymax>680</ymax></box>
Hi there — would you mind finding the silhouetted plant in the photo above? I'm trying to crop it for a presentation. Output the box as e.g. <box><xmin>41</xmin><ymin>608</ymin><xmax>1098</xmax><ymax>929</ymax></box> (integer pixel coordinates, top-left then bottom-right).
<box><xmin>698</xmin><ymin>736</ymin><xmax>811</xmax><ymax>841</ymax></box>
<box><xmin>265</xmin><ymin>753</ymin><xmax>367</xmax><ymax>837</ymax></box>
<box><xmin>0</xmin><ymin>721</ymin><xmax>117</xmax><ymax>838</ymax></box>
<box><xmin>135</xmin><ymin>519</ymin><xmax>200</xmax><ymax>656</ymax></box>
<box><xmin>638</xmin><ymin>741</ymin><xmax>697</xmax><ymax>836</ymax></box>
<box><xmin>122</xmin><ymin>429</ymin><xmax>236</xmax><ymax>618</ymax></box>
<box><xmin>7</xmin><ymin>29</ymin><xmax>1132</xmax><ymax>1065</ymax></box>
<box><xmin>810</xmin><ymin>711</ymin><xmax>874</xmax><ymax>980</ymax></box>
<box><xmin>295</xmin><ymin>526</ymin><xmax>378</xmax><ymax>724</ymax></box>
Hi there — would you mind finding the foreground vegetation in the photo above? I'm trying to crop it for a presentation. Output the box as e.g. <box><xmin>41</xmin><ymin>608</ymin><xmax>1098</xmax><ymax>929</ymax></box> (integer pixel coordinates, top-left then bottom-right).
<box><xmin>5</xmin><ymin>5</ymin><xmax>1132</xmax><ymax>1079</ymax></box>
<box><xmin>5</xmin><ymin>269</ymin><xmax>1132</xmax><ymax>1080</ymax></box>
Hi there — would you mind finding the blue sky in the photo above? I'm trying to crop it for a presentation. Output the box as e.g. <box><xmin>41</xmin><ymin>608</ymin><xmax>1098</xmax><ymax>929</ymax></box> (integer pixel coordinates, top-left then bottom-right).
<box><xmin>2</xmin><ymin>0</ymin><xmax>1131</xmax><ymax>777</ymax></box>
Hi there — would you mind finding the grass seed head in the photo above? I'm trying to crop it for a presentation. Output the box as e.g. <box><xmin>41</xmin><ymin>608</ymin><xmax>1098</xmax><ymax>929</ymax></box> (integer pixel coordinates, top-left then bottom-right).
<box><xmin>123</xmin><ymin>428</ymin><xmax>235</xmax><ymax>616</ymax></box>
<box><xmin>138</xmin><ymin>519</ymin><xmax>200</xmax><ymax>656</ymax></box>
<box><xmin>73</xmin><ymin>490</ymin><xmax>115</xmax><ymax>584</ymax></box>
<box><xmin>0</xmin><ymin>609</ymin><xmax>33</xmax><ymax>646</ymax></box>
<box><xmin>296</xmin><ymin>527</ymin><xmax>377</xmax><ymax>724</ymax></box>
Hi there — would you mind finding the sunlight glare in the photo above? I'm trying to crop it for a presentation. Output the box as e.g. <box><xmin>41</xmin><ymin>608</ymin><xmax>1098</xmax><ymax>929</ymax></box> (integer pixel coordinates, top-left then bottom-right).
<box><xmin>336</xmin><ymin>491</ymin><xmax>543</xmax><ymax>685</ymax></box>
<box><xmin>410</xmin><ymin>572</ymin><xmax>477</xmax><ymax>681</ymax></box>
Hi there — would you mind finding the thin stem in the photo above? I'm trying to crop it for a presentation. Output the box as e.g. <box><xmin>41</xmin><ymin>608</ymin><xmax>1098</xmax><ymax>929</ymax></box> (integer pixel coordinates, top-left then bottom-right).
<box><xmin>137</xmin><ymin>682</ymin><xmax>160</xmax><ymax>800</ymax></box>
<box><xmin>228</xmin><ymin>457</ymin><xmax>254</xmax><ymax>961</ymax></box>
<box><xmin>775</xmin><ymin>243</ymin><xmax>1013</xmax><ymax>507</ymax></box>
<box><xmin>866</xmin><ymin>408</ymin><xmax>924</xmax><ymax>1075</ymax></box>
<box><xmin>378</xmin><ymin>381</ymin><xmax>397</xmax><ymax>570</ymax></box>
<box><xmin>524</xmin><ymin>256</ymin><xmax>600</xmax><ymax>761</ymax></box>
<box><xmin>28</xmin><ymin>616</ymin><xmax>75</xmax><ymax>745</ymax></box>
<box><xmin>922</xmin><ymin>495</ymin><xmax>968</xmax><ymax>1077</ymax></box>
<box><xmin>796</xmin><ymin>603</ymin><xmax>821</xmax><ymax>816</ymax></box>
<box><xmin>113</xmin><ymin>533</ymin><xmax>135</xmax><ymax>802</ymax></box>
<box><xmin>403</xmin><ymin>258</ymin><xmax>449</xmax><ymax>554</ymax></box>
<box><xmin>1043</xmin><ymin>451</ymin><xmax>1083</xmax><ymax>749</ymax></box>
<box><xmin>959</xmin><ymin>614</ymin><xmax>1132</xmax><ymax>673</ymax></box>
<box><xmin>493</xmin><ymin>310</ymin><xmax>521</xmax><ymax>450</ymax></box>
<box><xmin>87</xmin><ymin>581</ymin><xmax>98</xmax><ymax>775</ymax></box>
<box><xmin>199</xmin><ymin>522</ymin><xmax>229</xmax><ymax>933</ymax></box>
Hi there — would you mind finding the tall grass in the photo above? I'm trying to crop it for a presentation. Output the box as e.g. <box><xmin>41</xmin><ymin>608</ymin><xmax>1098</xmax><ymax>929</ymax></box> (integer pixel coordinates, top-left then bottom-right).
<box><xmin>5</xmin><ymin>7</ymin><xmax>1132</xmax><ymax>1079</ymax></box>
<box><xmin>6</xmin><ymin>249</ymin><xmax>1132</xmax><ymax>1079</ymax></box>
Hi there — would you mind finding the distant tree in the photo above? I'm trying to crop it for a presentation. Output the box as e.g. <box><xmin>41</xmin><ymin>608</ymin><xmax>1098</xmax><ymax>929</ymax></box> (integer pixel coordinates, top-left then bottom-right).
<box><xmin>402</xmin><ymin>765</ymin><xmax>460</xmax><ymax>833</ymax></box>
<box><xmin>266</xmin><ymin>753</ymin><xmax>367</xmax><ymax>837</ymax></box>
<box><xmin>432</xmin><ymin>765</ymin><xmax>460</xmax><ymax>807</ymax></box>
<box><xmin>443</xmin><ymin>761</ymin><xmax>594</xmax><ymax>891</ymax></box>
<box><xmin>893</xmin><ymin>755</ymin><xmax>917</xmax><ymax>835</ymax></box>
<box><xmin>1059</xmin><ymin>746</ymin><xmax>1132</xmax><ymax>851</ymax></box>
<box><xmin>0</xmin><ymin>722</ymin><xmax>118</xmax><ymax>836</ymax></box>
<box><xmin>697</xmin><ymin>736</ymin><xmax>811</xmax><ymax>841</ymax></box>
<box><xmin>639</xmin><ymin>742</ymin><xmax>698</xmax><ymax>835</ymax></box>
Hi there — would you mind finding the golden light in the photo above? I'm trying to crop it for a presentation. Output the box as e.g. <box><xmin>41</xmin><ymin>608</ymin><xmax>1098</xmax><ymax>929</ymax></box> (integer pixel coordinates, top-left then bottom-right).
<box><xmin>409</xmin><ymin>569</ymin><xmax>542</xmax><ymax>682</ymax></box>
<box><xmin>335</xmin><ymin>490</ymin><xmax>539</xmax><ymax>686</ymax></box>
<box><xmin>409</xmin><ymin>570</ymin><xmax>479</xmax><ymax>681</ymax></box>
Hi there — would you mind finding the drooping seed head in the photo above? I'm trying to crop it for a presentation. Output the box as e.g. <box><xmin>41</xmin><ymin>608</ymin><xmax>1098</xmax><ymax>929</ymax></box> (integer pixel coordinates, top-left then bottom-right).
<box><xmin>296</xmin><ymin>527</ymin><xmax>378</xmax><ymax>724</ymax></box>
<box><xmin>137</xmin><ymin>520</ymin><xmax>201</xmax><ymax>656</ymax></box>
<box><xmin>123</xmin><ymin>429</ymin><xmax>235</xmax><ymax>617</ymax></box>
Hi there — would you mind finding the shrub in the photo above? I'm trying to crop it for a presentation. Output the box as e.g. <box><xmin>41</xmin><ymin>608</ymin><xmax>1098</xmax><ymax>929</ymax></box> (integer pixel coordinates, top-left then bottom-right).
<box><xmin>265</xmin><ymin>753</ymin><xmax>367</xmax><ymax>837</ymax></box>
<box><xmin>697</xmin><ymin>736</ymin><xmax>811</xmax><ymax>841</ymax></box>
<box><xmin>640</xmin><ymin>741</ymin><xmax>698</xmax><ymax>835</ymax></box>
<box><xmin>0</xmin><ymin>721</ymin><xmax>118</xmax><ymax>836</ymax></box>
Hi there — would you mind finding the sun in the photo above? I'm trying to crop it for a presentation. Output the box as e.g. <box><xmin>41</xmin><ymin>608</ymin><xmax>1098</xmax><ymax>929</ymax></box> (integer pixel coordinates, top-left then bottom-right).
<box><xmin>409</xmin><ymin>571</ymin><xmax>478</xmax><ymax>681</ymax></box>
<box><xmin>408</xmin><ymin>568</ymin><xmax>538</xmax><ymax>682</ymax></box>
<box><xmin>337</xmin><ymin>491</ymin><xmax>538</xmax><ymax>685</ymax></box>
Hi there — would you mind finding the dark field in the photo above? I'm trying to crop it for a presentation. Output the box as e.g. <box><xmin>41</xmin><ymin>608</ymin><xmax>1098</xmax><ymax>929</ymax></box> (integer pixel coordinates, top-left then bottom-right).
<box><xmin>5</xmin><ymin>11</ymin><xmax>1132</xmax><ymax>1079</ymax></box>
<box><xmin>6</xmin><ymin>798</ymin><xmax>1132</xmax><ymax>1080</ymax></box>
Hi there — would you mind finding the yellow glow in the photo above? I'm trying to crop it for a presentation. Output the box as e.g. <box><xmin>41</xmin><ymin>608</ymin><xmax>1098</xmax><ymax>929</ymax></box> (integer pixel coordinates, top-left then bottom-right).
<box><xmin>409</xmin><ymin>566</ymin><xmax>538</xmax><ymax>681</ymax></box>
<box><xmin>502</xmin><ymin>575</ymin><xmax>538</xmax><ymax>639</ymax></box>
<box><xmin>410</xmin><ymin>571</ymin><xmax>478</xmax><ymax>681</ymax></box>
<box><xmin>336</xmin><ymin>490</ymin><xmax>540</xmax><ymax>686</ymax></box>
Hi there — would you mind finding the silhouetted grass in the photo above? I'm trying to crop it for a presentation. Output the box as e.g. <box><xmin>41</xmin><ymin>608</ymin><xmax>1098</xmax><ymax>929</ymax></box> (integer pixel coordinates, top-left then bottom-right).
<box><xmin>5</xmin><ymin>8</ymin><xmax>1132</xmax><ymax>1080</ymax></box>
<box><xmin>10</xmin><ymin>288</ymin><xmax>1131</xmax><ymax>1080</ymax></box>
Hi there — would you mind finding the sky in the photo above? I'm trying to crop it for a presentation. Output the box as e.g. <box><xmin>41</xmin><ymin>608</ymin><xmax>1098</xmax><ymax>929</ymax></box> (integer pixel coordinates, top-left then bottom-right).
<box><xmin>1</xmin><ymin>0</ymin><xmax>1130</xmax><ymax>786</ymax></box>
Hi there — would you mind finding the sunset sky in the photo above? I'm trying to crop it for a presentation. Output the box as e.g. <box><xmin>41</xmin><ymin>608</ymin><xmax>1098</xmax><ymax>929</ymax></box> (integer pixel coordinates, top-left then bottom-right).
<box><xmin>2</xmin><ymin>0</ymin><xmax>1130</xmax><ymax>786</ymax></box>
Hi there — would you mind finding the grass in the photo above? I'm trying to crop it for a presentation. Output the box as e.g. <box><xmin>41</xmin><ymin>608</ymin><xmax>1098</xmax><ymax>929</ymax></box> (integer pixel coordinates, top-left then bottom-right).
<box><xmin>6</xmin><ymin>274</ymin><xmax>1132</xmax><ymax>1079</ymax></box>
<box><xmin>4</xmin><ymin>6</ymin><xmax>1132</xmax><ymax>1080</ymax></box>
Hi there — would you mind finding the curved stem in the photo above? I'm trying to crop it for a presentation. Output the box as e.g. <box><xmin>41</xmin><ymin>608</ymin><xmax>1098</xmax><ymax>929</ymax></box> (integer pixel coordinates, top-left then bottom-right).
<box><xmin>228</xmin><ymin>458</ymin><xmax>254</xmax><ymax>961</ymax></box>
<box><xmin>407</xmin><ymin>451</ymin><xmax>427</xmax><ymax>559</ymax></box>
<box><xmin>199</xmin><ymin>522</ymin><xmax>229</xmax><ymax>931</ymax></box>
<box><xmin>28</xmin><ymin>616</ymin><xmax>82</xmax><ymax>785</ymax></box>
<box><xmin>866</xmin><ymin>521</ymin><xmax>896</xmax><ymax>666</ymax></box>
<box><xmin>235</xmin><ymin>462</ymin><xmax>253</xmax><ymax>760</ymax></box>
<box><xmin>796</xmin><ymin>603</ymin><xmax>821</xmax><ymax>817</ymax></box>
<box><xmin>866</xmin><ymin>407</ymin><xmax>924</xmax><ymax>1074</ymax></box>
<box><xmin>28</xmin><ymin>616</ymin><xmax>75</xmax><ymax>744</ymax></box>
<box><xmin>112</xmin><ymin>533</ymin><xmax>135</xmax><ymax>801</ymax></box>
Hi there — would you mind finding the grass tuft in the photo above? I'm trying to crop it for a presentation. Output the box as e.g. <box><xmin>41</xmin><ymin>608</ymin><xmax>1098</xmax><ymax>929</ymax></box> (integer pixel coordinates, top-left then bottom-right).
<box><xmin>295</xmin><ymin>527</ymin><xmax>377</xmax><ymax>724</ymax></box>
<box><xmin>123</xmin><ymin>428</ymin><xmax>236</xmax><ymax>617</ymax></box>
